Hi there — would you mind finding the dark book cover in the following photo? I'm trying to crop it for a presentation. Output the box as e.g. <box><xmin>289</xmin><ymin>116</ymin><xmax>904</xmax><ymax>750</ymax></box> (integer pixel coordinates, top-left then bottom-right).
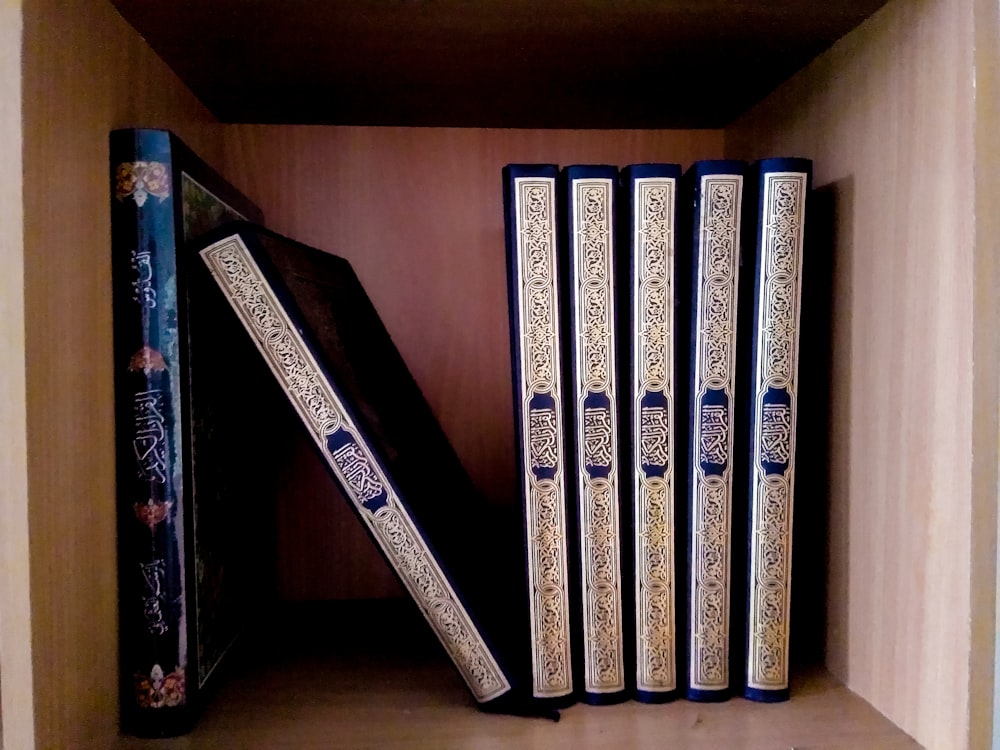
<box><xmin>502</xmin><ymin>164</ymin><xmax>580</xmax><ymax>708</ymax></box>
<box><xmin>561</xmin><ymin>165</ymin><xmax>630</xmax><ymax>705</ymax></box>
<box><xmin>194</xmin><ymin>222</ymin><xmax>538</xmax><ymax>714</ymax></box>
<box><xmin>736</xmin><ymin>157</ymin><xmax>813</xmax><ymax>703</ymax></box>
<box><xmin>620</xmin><ymin>163</ymin><xmax>683</xmax><ymax>703</ymax></box>
<box><xmin>109</xmin><ymin>128</ymin><xmax>275</xmax><ymax>736</ymax></box>
<box><xmin>680</xmin><ymin>159</ymin><xmax>747</xmax><ymax>702</ymax></box>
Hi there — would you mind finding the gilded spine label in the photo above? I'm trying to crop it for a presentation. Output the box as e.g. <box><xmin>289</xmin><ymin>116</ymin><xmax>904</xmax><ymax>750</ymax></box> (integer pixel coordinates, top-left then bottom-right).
<box><xmin>633</xmin><ymin>177</ymin><xmax>677</xmax><ymax>694</ymax></box>
<box><xmin>201</xmin><ymin>236</ymin><xmax>510</xmax><ymax>702</ymax></box>
<box><xmin>513</xmin><ymin>176</ymin><xmax>575</xmax><ymax>698</ymax></box>
<box><xmin>689</xmin><ymin>174</ymin><xmax>742</xmax><ymax>693</ymax></box>
<box><xmin>571</xmin><ymin>176</ymin><xmax>625</xmax><ymax>694</ymax></box>
<box><xmin>746</xmin><ymin>172</ymin><xmax>807</xmax><ymax>692</ymax></box>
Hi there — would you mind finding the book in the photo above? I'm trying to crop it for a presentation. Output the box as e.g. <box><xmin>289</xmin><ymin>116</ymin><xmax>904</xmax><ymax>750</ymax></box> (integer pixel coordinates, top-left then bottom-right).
<box><xmin>503</xmin><ymin>165</ymin><xmax>579</xmax><ymax>707</ymax></box>
<box><xmin>621</xmin><ymin>163</ymin><xmax>683</xmax><ymax>703</ymax></box>
<box><xmin>561</xmin><ymin>165</ymin><xmax>630</xmax><ymax>704</ymax></box>
<box><xmin>738</xmin><ymin>157</ymin><xmax>812</xmax><ymax>703</ymax></box>
<box><xmin>109</xmin><ymin>128</ymin><xmax>270</xmax><ymax>736</ymax></box>
<box><xmin>194</xmin><ymin>222</ymin><xmax>533</xmax><ymax>713</ymax></box>
<box><xmin>681</xmin><ymin>159</ymin><xmax>746</xmax><ymax>702</ymax></box>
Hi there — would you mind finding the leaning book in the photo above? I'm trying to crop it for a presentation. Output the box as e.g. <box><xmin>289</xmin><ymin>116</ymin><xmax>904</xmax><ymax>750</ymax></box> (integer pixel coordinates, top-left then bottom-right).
<box><xmin>195</xmin><ymin>222</ymin><xmax>534</xmax><ymax>713</ymax></box>
<box><xmin>738</xmin><ymin>157</ymin><xmax>812</xmax><ymax>703</ymax></box>
<box><xmin>109</xmin><ymin>128</ymin><xmax>271</xmax><ymax>736</ymax></box>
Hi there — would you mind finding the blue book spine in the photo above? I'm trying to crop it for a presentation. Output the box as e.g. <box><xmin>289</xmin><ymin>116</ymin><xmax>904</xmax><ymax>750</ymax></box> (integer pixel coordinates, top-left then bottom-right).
<box><xmin>198</xmin><ymin>229</ymin><xmax>514</xmax><ymax>707</ymax></box>
<box><xmin>622</xmin><ymin>164</ymin><xmax>683</xmax><ymax>703</ymax></box>
<box><xmin>741</xmin><ymin>158</ymin><xmax>812</xmax><ymax>703</ymax></box>
<box><xmin>682</xmin><ymin>160</ymin><xmax>746</xmax><ymax>702</ymax></box>
<box><xmin>563</xmin><ymin>165</ymin><xmax>629</xmax><ymax>704</ymax></box>
<box><xmin>110</xmin><ymin>129</ymin><xmax>264</xmax><ymax>737</ymax></box>
<box><xmin>502</xmin><ymin>165</ymin><xmax>577</xmax><ymax>706</ymax></box>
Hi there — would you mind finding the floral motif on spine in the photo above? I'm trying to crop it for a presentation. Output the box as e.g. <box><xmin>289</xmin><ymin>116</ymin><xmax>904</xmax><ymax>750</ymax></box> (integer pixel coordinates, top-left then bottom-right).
<box><xmin>572</xmin><ymin>178</ymin><xmax>624</xmax><ymax>693</ymax></box>
<box><xmin>689</xmin><ymin>175</ymin><xmax>742</xmax><ymax>692</ymax></box>
<box><xmin>201</xmin><ymin>237</ymin><xmax>510</xmax><ymax>702</ymax></box>
<box><xmin>514</xmin><ymin>177</ymin><xmax>574</xmax><ymax>698</ymax></box>
<box><xmin>634</xmin><ymin>179</ymin><xmax>677</xmax><ymax>693</ymax></box>
<box><xmin>747</xmin><ymin>173</ymin><xmax>807</xmax><ymax>691</ymax></box>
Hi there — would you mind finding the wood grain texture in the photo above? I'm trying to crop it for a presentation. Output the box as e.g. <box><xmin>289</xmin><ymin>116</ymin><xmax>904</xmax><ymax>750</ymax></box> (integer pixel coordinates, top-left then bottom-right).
<box><xmin>111</xmin><ymin>602</ymin><xmax>921</xmax><ymax>750</ymax></box>
<box><xmin>108</xmin><ymin>0</ymin><xmax>890</xmax><ymax>128</ymax></box>
<box><xmin>0</xmin><ymin>3</ymin><xmax>34</xmax><ymax>749</ymax></box>
<box><xmin>222</xmin><ymin>125</ymin><xmax>723</xmax><ymax>601</ymax></box>
<box><xmin>19</xmin><ymin>0</ymin><xmax>224</xmax><ymax>746</ymax></box>
<box><xmin>726</xmin><ymin>0</ymin><xmax>975</xmax><ymax>747</ymax></box>
<box><xmin>970</xmin><ymin>0</ymin><xmax>1000</xmax><ymax>746</ymax></box>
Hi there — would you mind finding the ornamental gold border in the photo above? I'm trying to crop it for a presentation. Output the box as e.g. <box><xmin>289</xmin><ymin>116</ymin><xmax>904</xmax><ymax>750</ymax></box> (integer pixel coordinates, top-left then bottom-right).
<box><xmin>200</xmin><ymin>235</ymin><xmax>511</xmax><ymax>702</ymax></box>
<box><xmin>689</xmin><ymin>174</ymin><xmax>743</xmax><ymax>692</ymax></box>
<box><xmin>746</xmin><ymin>172</ymin><xmax>808</xmax><ymax>692</ymax></box>
<box><xmin>632</xmin><ymin>177</ymin><xmax>678</xmax><ymax>693</ymax></box>
<box><xmin>570</xmin><ymin>177</ymin><xmax>625</xmax><ymax>694</ymax></box>
<box><xmin>512</xmin><ymin>176</ymin><xmax>575</xmax><ymax>698</ymax></box>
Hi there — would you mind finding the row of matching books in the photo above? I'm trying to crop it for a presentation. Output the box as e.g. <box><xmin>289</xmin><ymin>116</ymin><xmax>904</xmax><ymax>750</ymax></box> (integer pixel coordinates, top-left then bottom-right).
<box><xmin>110</xmin><ymin>129</ymin><xmax>810</xmax><ymax>737</ymax></box>
<box><xmin>503</xmin><ymin>160</ymin><xmax>812</xmax><ymax>707</ymax></box>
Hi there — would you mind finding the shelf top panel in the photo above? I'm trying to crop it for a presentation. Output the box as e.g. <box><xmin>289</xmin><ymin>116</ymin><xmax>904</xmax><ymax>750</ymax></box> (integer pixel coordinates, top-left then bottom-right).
<box><xmin>111</xmin><ymin>0</ymin><xmax>889</xmax><ymax>129</ymax></box>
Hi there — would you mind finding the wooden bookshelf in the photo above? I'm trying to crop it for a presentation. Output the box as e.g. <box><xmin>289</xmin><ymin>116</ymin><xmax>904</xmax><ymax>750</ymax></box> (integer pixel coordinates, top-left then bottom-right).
<box><xmin>2</xmin><ymin>0</ymin><xmax>998</xmax><ymax>748</ymax></box>
<box><xmin>111</xmin><ymin>601</ymin><xmax>919</xmax><ymax>750</ymax></box>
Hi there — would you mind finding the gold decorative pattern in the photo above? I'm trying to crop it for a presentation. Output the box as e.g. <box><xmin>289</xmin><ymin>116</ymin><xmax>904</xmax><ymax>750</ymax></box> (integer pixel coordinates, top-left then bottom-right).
<box><xmin>746</xmin><ymin>172</ymin><xmax>807</xmax><ymax>692</ymax></box>
<box><xmin>513</xmin><ymin>175</ymin><xmax>574</xmax><ymax>698</ymax></box>
<box><xmin>115</xmin><ymin>161</ymin><xmax>171</xmax><ymax>206</ymax></box>
<box><xmin>200</xmin><ymin>236</ymin><xmax>510</xmax><ymax>702</ymax></box>
<box><xmin>570</xmin><ymin>176</ymin><xmax>625</xmax><ymax>694</ymax></box>
<box><xmin>689</xmin><ymin>173</ymin><xmax>743</xmax><ymax>693</ymax></box>
<box><xmin>633</xmin><ymin>177</ymin><xmax>677</xmax><ymax>694</ymax></box>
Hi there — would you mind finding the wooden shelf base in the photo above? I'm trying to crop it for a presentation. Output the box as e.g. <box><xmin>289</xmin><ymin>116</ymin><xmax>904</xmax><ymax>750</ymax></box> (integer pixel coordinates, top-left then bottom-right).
<box><xmin>114</xmin><ymin>601</ymin><xmax>920</xmax><ymax>750</ymax></box>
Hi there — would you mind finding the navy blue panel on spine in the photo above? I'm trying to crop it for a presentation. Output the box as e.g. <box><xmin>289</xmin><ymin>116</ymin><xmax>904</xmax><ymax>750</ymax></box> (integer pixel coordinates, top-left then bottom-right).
<box><xmin>680</xmin><ymin>159</ymin><xmax>747</xmax><ymax>703</ymax></box>
<box><xmin>503</xmin><ymin>164</ymin><xmax>578</xmax><ymax>709</ymax></box>
<box><xmin>562</xmin><ymin>164</ymin><xmax>630</xmax><ymax>705</ymax></box>
<box><xmin>740</xmin><ymin>157</ymin><xmax>813</xmax><ymax>703</ymax></box>
<box><xmin>621</xmin><ymin>163</ymin><xmax>682</xmax><ymax>705</ymax></box>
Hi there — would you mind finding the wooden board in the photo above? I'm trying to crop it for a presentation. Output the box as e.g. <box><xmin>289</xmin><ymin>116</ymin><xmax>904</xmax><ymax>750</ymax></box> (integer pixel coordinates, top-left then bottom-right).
<box><xmin>110</xmin><ymin>601</ymin><xmax>921</xmax><ymax>750</ymax></box>
<box><xmin>109</xmin><ymin>0</ymin><xmax>890</xmax><ymax>128</ymax></box>
<box><xmin>18</xmin><ymin>0</ymin><xmax>224</xmax><ymax>746</ymax></box>
<box><xmin>0</xmin><ymin>2</ymin><xmax>31</xmax><ymax>749</ymax></box>
<box><xmin>726</xmin><ymin>0</ymin><xmax>976</xmax><ymax>746</ymax></box>
<box><xmin>222</xmin><ymin>125</ymin><xmax>723</xmax><ymax>602</ymax></box>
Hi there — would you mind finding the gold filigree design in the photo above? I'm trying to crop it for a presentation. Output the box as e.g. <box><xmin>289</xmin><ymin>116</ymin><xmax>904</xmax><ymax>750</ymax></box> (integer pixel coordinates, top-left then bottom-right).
<box><xmin>633</xmin><ymin>178</ymin><xmax>677</xmax><ymax>693</ymax></box>
<box><xmin>689</xmin><ymin>174</ymin><xmax>743</xmax><ymax>692</ymax></box>
<box><xmin>201</xmin><ymin>236</ymin><xmax>510</xmax><ymax>702</ymax></box>
<box><xmin>513</xmin><ymin>176</ymin><xmax>575</xmax><ymax>698</ymax></box>
<box><xmin>571</xmin><ymin>177</ymin><xmax>624</xmax><ymax>694</ymax></box>
<box><xmin>746</xmin><ymin>172</ymin><xmax>807</xmax><ymax>692</ymax></box>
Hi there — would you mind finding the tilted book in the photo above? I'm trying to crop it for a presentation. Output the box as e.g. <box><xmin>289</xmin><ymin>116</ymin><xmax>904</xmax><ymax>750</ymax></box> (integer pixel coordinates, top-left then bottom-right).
<box><xmin>195</xmin><ymin>222</ymin><xmax>532</xmax><ymax>713</ymax></box>
<box><xmin>503</xmin><ymin>165</ymin><xmax>579</xmax><ymax>708</ymax></box>
<box><xmin>562</xmin><ymin>165</ymin><xmax>630</xmax><ymax>704</ymax></box>
<box><xmin>681</xmin><ymin>159</ymin><xmax>746</xmax><ymax>702</ymax></box>
<box><xmin>738</xmin><ymin>158</ymin><xmax>812</xmax><ymax>703</ymax></box>
<box><xmin>621</xmin><ymin>164</ymin><xmax>682</xmax><ymax>703</ymax></box>
<box><xmin>109</xmin><ymin>128</ymin><xmax>270</xmax><ymax>736</ymax></box>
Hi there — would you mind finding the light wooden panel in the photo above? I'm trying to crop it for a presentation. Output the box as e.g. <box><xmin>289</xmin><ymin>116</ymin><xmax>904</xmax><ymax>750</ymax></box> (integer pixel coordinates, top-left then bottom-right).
<box><xmin>971</xmin><ymin>0</ymin><xmax>1000</xmax><ymax>747</ymax></box>
<box><xmin>19</xmin><ymin>0</ymin><xmax>225</xmax><ymax>746</ymax></box>
<box><xmin>726</xmin><ymin>0</ymin><xmax>975</xmax><ymax>747</ymax></box>
<box><xmin>114</xmin><ymin>602</ymin><xmax>921</xmax><ymax>750</ymax></box>
<box><xmin>0</xmin><ymin>3</ymin><xmax>33</xmax><ymax>749</ymax></box>
<box><xmin>222</xmin><ymin>125</ymin><xmax>723</xmax><ymax>600</ymax></box>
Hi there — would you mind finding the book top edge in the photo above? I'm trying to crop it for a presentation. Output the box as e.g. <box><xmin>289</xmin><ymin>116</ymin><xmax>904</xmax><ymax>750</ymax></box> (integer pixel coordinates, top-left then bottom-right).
<box><xmin>683</xmin><ymin>159</ymin><xmax>747</xmax><ymax>178</ymax></box>
<box><xmin>621</xmin><ymin>163</ymin><xmax>682</xmax><ymax>179</ymax></box>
